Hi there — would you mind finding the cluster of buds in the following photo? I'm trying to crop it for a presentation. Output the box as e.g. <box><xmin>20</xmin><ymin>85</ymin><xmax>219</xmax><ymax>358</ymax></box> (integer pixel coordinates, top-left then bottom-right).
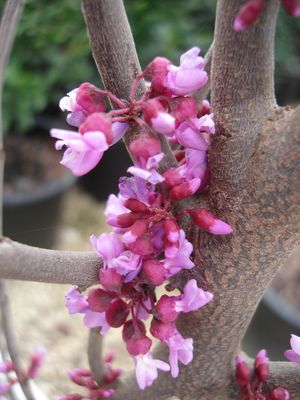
<box><xmin>59</xmin><ymin>354</ymin><xmax>120</xmax><ymax>400</ymax></box>
<box><xmin>235</xmin><ymin>351</ymin><xmax>289</xmax><ymax>399</ymax></box>
<box><xmin>0</xmin><ymin>347</ymin><xmax>46</xmax><ymax>398</ymax></box>
<box><xmin>51</xmin><ymin>47</ymin><xmax>233</xmax><ymax>389</ymax></box>
<box><xmin>234</xmin><ymin>0</ymin><xmax>300</xmax><ymax>32</ymax></box>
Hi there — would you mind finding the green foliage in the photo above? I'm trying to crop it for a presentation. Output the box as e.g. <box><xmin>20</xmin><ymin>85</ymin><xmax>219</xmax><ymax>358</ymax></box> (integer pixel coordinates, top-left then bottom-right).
<box><xmin>2</xmin><ymin>0</ymin><xmax>299</xmax><ymax>134</ymax></box>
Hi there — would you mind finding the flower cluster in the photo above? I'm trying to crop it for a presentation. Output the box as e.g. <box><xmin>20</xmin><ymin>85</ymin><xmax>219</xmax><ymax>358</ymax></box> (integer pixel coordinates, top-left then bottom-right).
<box><xmin>0</xmin><ymin>347</ymin><xmax>46</xmax><ymax>398</ymax></box>
<box><xmin>59</xmin><ymin>354</ymin><xmax>121</xmax><ymax>400</ymax></box>
<box><xmin>51</xmin><ymin>47</ymin><xmax>233</xmax><ymax>390</ymax></box>
<box><xmin>234</xmin><ymin>0</ymin><xmax>300</xmax><ymax>32</ymax></box>
<box><xmin>235</xmin><ymin>350</ymin><xmax>289</xmax><ymax>399</ymax></box>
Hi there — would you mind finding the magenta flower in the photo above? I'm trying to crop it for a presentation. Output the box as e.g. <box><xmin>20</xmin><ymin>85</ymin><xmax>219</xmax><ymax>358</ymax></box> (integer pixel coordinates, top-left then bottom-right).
<box><xmin>104</xmin><ymin>194</ymin><xmax>128</xmax><ymax>228</ymax></box>
<box><xmin>65</xmin><ymin>287</ymin><xmax>88</xmax><ymax>314</ymax></box>
<box><xmin>233</xmin><ymin>0</ymin><xmax>264</xmax><ymax>32</ymax></box>
<box><xmin>178</xmin><ymin>149</ymin><xmax>208</xmax><ymax>182</ymax></box>
<box><xmin>175</xmin><ymin>121</ymin><xmax>209</xmax><ymax>151</ymax></box>
<box><xmin>165</xmin><ymin>331</ymin><xmax>193</xmax><ymax>378</ymax></box>
<box><xmin>166</xmin><ymin>47</ymin><xmax>208</xmax><ymax>96</ymax></box>
<box><xmin>175</xmin><ymin>279</ymin><xmax>213</xmax><ymax>313</ymax></box>
<box><xmin>143</xmin><ymin>98</ymin><xmax>175</xmax><ymax>135</ymax></box>
<box><xmin>284</xmin><ymin>334</ymin><xmax>300</xmax><ymax>363</ymax></box>
<box><xmin>50</xmin><ymin>128</ymin><xmax>109</xmax><ymax>176</ymax></box>
<box><xmin>134</xmin><ymin>352</ymin><xmax>170</xmax><ymax>390</ymax></box>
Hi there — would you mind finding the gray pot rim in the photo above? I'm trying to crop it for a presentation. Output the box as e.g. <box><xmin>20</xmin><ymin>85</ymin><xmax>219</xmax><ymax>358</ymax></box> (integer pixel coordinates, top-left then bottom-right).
<box><xmin>3</xmin><ymin>172</ymin><xmax>76</xmax><ymax>207</ymax></box>
<box><xmin>263</xmin><ymin>288</ymin><xmax>300</xmax><ymax>330</ymax></box>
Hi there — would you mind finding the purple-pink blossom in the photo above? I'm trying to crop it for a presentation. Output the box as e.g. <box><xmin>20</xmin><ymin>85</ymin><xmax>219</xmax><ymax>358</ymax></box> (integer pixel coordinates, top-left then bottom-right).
<box><xmin>165</xmin><ymin>332</ymin><xmax>193</xmax><ymax>378</ymax></box>
<box><xmin>284</xmin><ymin>334</ymin><xmax>300</xmax><ymax>363</ymax></box>
<box><xmin>134</xmin><ymin>352</ymin><xmax>170</xmax><ymax>390</ymax></box>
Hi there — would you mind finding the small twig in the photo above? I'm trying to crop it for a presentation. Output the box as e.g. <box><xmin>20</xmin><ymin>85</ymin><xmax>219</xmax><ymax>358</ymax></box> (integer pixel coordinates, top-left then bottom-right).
<box><xmin>0</xmin><ymin>281</ymin><xmax>34</xmax><ymax>400</ymax></box>
<box><xmin>194</xmin><ymin>42</ymin><xmax>213</xmax><ymax>104</ymax></box>
<box><xmin>87</xmin><ymin>329</ymin><xmax>105</xmax><ymax>385</ymax></box>
<box><xmin>0</xmin><ymin>237</ymin><xmax>102</xmax><ymax>288</ymax></box>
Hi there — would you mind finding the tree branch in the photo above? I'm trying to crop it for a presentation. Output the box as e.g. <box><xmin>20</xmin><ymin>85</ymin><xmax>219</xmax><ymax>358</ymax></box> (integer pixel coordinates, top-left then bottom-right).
<box><xmin>0</xmin><ymin>237</ymin><xmax>101</xmax><ymax>289</ymax></box>
<box><xmin>87</xmin><ymin>329</ymin><xmax>105</xmax><ymax>385</ymax></box>
<box><xmin>81</xmin><ymin>0</ymin><xmax>177</xmax><ymax>173</ymax></box>
<box><xmin>210</xmin><ymin>0</ymin><xmax>279</xmax><ymax>209</ymax></box>
<box><xmin>266</xmin><ymin>361</ymin><xmax>300</xmax><ymax>397</ymax></box>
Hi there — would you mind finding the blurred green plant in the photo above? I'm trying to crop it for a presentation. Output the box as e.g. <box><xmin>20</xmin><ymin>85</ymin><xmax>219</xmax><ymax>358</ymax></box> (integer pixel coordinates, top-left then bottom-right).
<box><xmin>2</xmin><ymin>0</ymin><xmax>299</xmax><ymax>134</ymax></box>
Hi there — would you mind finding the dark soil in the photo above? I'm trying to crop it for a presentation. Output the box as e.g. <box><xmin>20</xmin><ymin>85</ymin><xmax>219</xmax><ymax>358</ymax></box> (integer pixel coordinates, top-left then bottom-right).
<box><xmin>4</xmin><ymin>135</ymin><xmax>66</xmax><ymax>196</ymax></box>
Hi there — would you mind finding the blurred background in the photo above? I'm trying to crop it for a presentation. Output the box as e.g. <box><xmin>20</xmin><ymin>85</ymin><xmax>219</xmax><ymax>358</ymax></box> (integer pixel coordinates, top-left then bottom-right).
<box><xmin>0</xmin><ymin>0</ymin><xmax>300</xmax><ymax>397</ymax></box>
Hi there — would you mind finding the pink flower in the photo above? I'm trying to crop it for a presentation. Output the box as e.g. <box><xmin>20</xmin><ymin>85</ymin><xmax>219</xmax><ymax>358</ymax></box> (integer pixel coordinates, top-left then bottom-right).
<box><xmin>175</xmin><ymin>121</ymin><xmax>209</xmax><ymax>151</ymax></box>
<box><xmin>143</xmin><ymin>98</ymin><xmax>175</xmax><ymax>135</ymax></box>
<box><xmin>65</xmin><ymin>287</ymin><xmax>88</xmax><ymax>314</ymax></box>
<box><xmin>178</xmin><ymin>149</ymin><xmax>208</xmax><ymax>182</ymax></box>
<box><xmin>163</xmin><ymin>230</ymin><xmax>195</xmax><ymax>277</ymax></box>
<box><xmin>50</xmin><ymin>128</ymin><xmax>108</xmax><ymax>176</ymax></box>
<box><xmin>281</xmin><ymin>0</ymin><xmax>300</xmax><ymax>16</ymax></box>
<box><xmin>175</xmin><ymin>279</ymin><xmax>213</xmax><ymax>313</ymax></box>
<box><xmin>83</xmin><ymin>310</ymin><xmax>110</xmax><ymax>335</ymax></box>
<box><xmin>59</xmin><ymin>83</ymin><xmax>106</xmax><ymax>127</ymax></box>
<box><xmin>134</xmin><ymin>352</ymin><xmax>170</xmax><ymax>390</ymax></box>
<box><xmin>27</xmin><ymin>346</ymin><xmax>47</xmax><ymax>379</ymax></box>
<box><xmin>165</xmin><ymin>331</ymin><xmax>193</xmax><ymax>378</ymax></box>
<box><xmin>90</xmin><ymin>232</ymin><xmax>124</xmax><ymax>267</ymax></box>
<box><xmin>235</xmin><ymin>355</ymin><xmax>251</xmax><ymax>389</ymax></box>
<box><xmin>166</xmin><ymin>47</ymin><xmax>208</xmax><ymax>96</ymax></box>
<box><xmin>104</xmin><ymin>194</ymin><xmax>128</xmax><ymax>228</ymax></box>
<box><xmin>111</xmin><ymin>250</ymin><xmax>142</xmax><ymax>282</ymax></box>
<box><xmin>186</xmin><ymin>208</ymin><xmax>233</xmax><ymax>235</ymax></box>
<box><xmin>233</xmin><ymin>0</ymin><xmax>264</xmax><ymax>32</ymax></box>
<box><xmin>128</xmin><ymin>153</ymin><xmax>165</xmax><ymax>185</ymax></box>
<box><xmin>284</xmin><ymin>334</ymin><xmax>300</xmax><ymax>363</ymax></box>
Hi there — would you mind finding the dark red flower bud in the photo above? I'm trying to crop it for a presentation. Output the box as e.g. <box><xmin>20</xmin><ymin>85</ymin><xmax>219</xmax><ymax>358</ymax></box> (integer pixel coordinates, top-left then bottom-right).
<box><xmin>280</xmin><ymin>0</ymin><xmax>300</xmax><ymax>17</ymax></box>
<box><xmin>144</xmin><ymin>57</ymin><xmax>171</xmax><ymax>95</ymax></box>
<box><xmin>254</xmin><ymin>349</ymin><xmax>269</xmax><ymax>383</ymax></box>
<box><xmin>163</xmin><ymin>168</ymin><xmax>182</xmax><ymax>188</ymax></box>
<box><xmin>233</xmin><ymin>0</ymin><xmax>264</xmax><ymax>32</ymax></box>
<box><xmin>150</xmin><ymin>318</ymin><xmax>176</xmax><ymax>342</ymax></box>
<box><xmin>122</xmin><ymin>320</ymin><xmax>152</xmax><ymax>356</ymax></box>
<box><xmin>128</xmin><ymin>235</ymin><xmax>154</xmax><ymax>256</ymax></box>
<box><xmin>186</xmin><ymin>208</ymin><xmax>233</xmax><ymax>235</ymax></box>
<box><xmin>124</xmin><ymin>198</ymin><xmax>149</xmax><ymax>214</ymax></box>
<box><xmin>235</xmin><ymin>355</ymin><xmax>251</xmax><ymax>389</ymax></box>
<box><xmin>117</xmin><ymin>212</ymin><xmax>138</xmax><ymax>228</ymax></box>
<box><xmin>105</xmin><ymin>299</ymin><xmax>129</xmax><ymax>328</ymax></box>
<box><xmin>99</xmin><ymin>268</ymin><xmax>123</xmax><ymax>292</ymax></box>
<box><xmin>169</xmin><ymin>179</ymin><xmax>200</xmax><ymax>201</ymax></box>
<box><xmin>154</xmin><ymin>295</ymin><xmax>178</xmax><ymax>323</ymax></box>
<box><xmin>129</xmin><ymin>136</ymin><xmax>161</xmax><ymax>163</ymax></box>
<box><xmin>87</xmin><ymin>288</ymin><xmax>117</xmax><ymax>313</ymax></box>
<box><xmin>76</xmin><ymin>82</ymin><xmax>106</xmax><ymax>115</ymax></box>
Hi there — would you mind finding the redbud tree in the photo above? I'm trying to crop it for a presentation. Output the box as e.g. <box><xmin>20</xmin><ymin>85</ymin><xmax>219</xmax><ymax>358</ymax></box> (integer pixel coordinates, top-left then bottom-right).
<box><xmin>0</xmin><ymin>0</ymin><xmax>300</xmax><ymax>399</ymax></box>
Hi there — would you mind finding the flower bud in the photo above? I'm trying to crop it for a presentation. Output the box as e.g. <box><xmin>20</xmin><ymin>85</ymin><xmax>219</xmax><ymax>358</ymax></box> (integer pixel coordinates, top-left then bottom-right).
<box><xmin>144</xmin><ymin>57</ymin><xmax>171</xmax><ymax>95</ymax></box>
<box><xmin>105</xmin><ymin>299</ymin><xmax>129</xmax><ymax>328</ymax></box>
<box><xmin>128</xmin><ymin>235</ymin><xmax>154</xmax><ymax>257</ymax></box>
<box><xmin>154</xmin><ymin>295</ymin><xmax>178</xmax><ymax>323</ymax></box>
<box><xmin>76</xmin><ymin>82</ymin><xmax>106</xmax><ymax>115</ymax></box>
<box><xmin>122</xmin><ymin>320</ymin><xmax>152</xmax><ymax>356</ymax></box>
<box><xmin>129</xmin><ymin>136</ymin><xmax>161</xmax><ymax>165</ymax></box>
<box><xmin>254</xmin><ymin>349</ymin><xmax>269</xmax><ymax>383</ymax></box>
<box><xmin>170</xmin><ymin>178</ymin><xmax>200</xmax><ymax>201</ymax></box>
<box><xmin>235</xmin><ymin>355</ymin><xmax>251</xmax><ymax>389</ymax></box>
<box><xmin>99</xmin><ymin>268</ymin><xmax>123</xmax><ymax>292</ymax></box>
<box><xmin>79</xmin><ymin>112</ymin><xmax>113</xmax><ymax>145</ymax></box>
<box><xmin>186</xmin><ymin>208</ymin><xmax>233</xmax><ymax>235</ymax></box>
<box><xmin>124</xmin><ymin>198</ymin><xmax>149</xmax><ymax>214</ymax></box>
<box><xmin>233</xmin><ymin>0</ymin><xmax>264</xmax><ymax>32</ymax></box>
<box><xmin>87</xmin><ymin>288</ymin><xmax>117</xmax><ymax>313</ymax></box>
<box><xmin>150</xmin><ymin>318</ymin><xmax>176</xmax><ymax>342</ymax></box>
<box><xmin>267</xmin><ymin>387</ymin><xmax>290</xmax><ymax>400</ymax></box>
<box><xmin>163</xmin><ymin>168</ymin><xmax>182</xmax><ymax>188</ymax></box>
<box><xmin>281</xmin><ymin>0</ymin><xmax>300</xmax><ymax>17</ymax></box>
<box><xmin>143</xmin><ymin>98</ymin><xmax>175</xmax><ymax>135</ymax></box>
<box><xmin>27</xmin><ymin>346</ymin><xmax>47</xmax><ymax>379</ymax></box>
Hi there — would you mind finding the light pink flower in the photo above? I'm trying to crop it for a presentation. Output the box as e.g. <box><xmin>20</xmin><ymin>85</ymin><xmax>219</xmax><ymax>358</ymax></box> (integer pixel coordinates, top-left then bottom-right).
<box><xmin>111</xmin><ymin>122</ymin><xmax>129</xmax><ymax>144</ymax></box>
<box><xmin>59</xmin><ymin>88</ymin><xmax>86</xmax><ymax>127</ymax></box>
<box><xmin>104</xmin><ymin>194</ymin><xmax>128</xmax><ymax>227</ymax></box>
<box><xmin>90</xmin><ymin>232</ymin><xmax>124</xmax><ymax>267</ymax></box>
<box><xmin>50</xmin><ymin>129</ymin><xmax>108</xmax><ymax>176</ymax></box>
<box><xmin>134</xmin><ymin>352</ymin><xmax>170</xmax><ymax>390</ymax></box>
<box><xmin>175</xmin><ymin>279</ymin><xmax>213</xmax><ymax>313</ymax></box>
<box><xmin>166</xmin><ymin>47</ymin><xmax>208</xmax><ymax>96</ymax></box>
<box><xmin>111</xmin><ymin>250</ymin><xmax>142</xmax><ymax>282</ymax></box>
<box><xmin>165</xmin><ymin>331</ymin><xmax>193</xmax><ymax>378</ymax></box>
<box><xmin>65</xmin><ymin>287</ymin><xmax>88</xmax><ymax>314</ymax></box>
<box><xmin>175</xmin><ymin>121</ymin><xmax>209</xmax><ymax>151</ymax></box>
<box><xmin>163</xmin><ymin>230</ymin><xmax>194</xmax><ymax>277</ymax></box>
<box><xmin>128</xmin><ymin>153</ymin><xmax>165</xmax><ymax>185</ymax></box>
<box><xmin>285</xmin><ymin>334</ymin><xmax>300</xmax><ymax>363</ymax></box>
<box><xmin>83</xmin><ymin>310</ymin><xmax>110</xmax><ymax>335</ymax></box>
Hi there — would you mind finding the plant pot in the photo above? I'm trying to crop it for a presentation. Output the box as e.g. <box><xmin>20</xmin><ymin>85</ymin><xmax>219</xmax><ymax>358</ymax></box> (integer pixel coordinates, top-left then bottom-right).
<box><xmin>79</xmin><ymin>141</ymin><xmax>132</xmax><ymax>201</ymax></box>
<box><xmin>3</xmin><ymin>136</ymin><xmax>76</xmax><ymax>249</ymax></box>
<box><xmin>243</xmin><ymin>249</ymin><xmax>300</xmax><ymax>360</ymax></box>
